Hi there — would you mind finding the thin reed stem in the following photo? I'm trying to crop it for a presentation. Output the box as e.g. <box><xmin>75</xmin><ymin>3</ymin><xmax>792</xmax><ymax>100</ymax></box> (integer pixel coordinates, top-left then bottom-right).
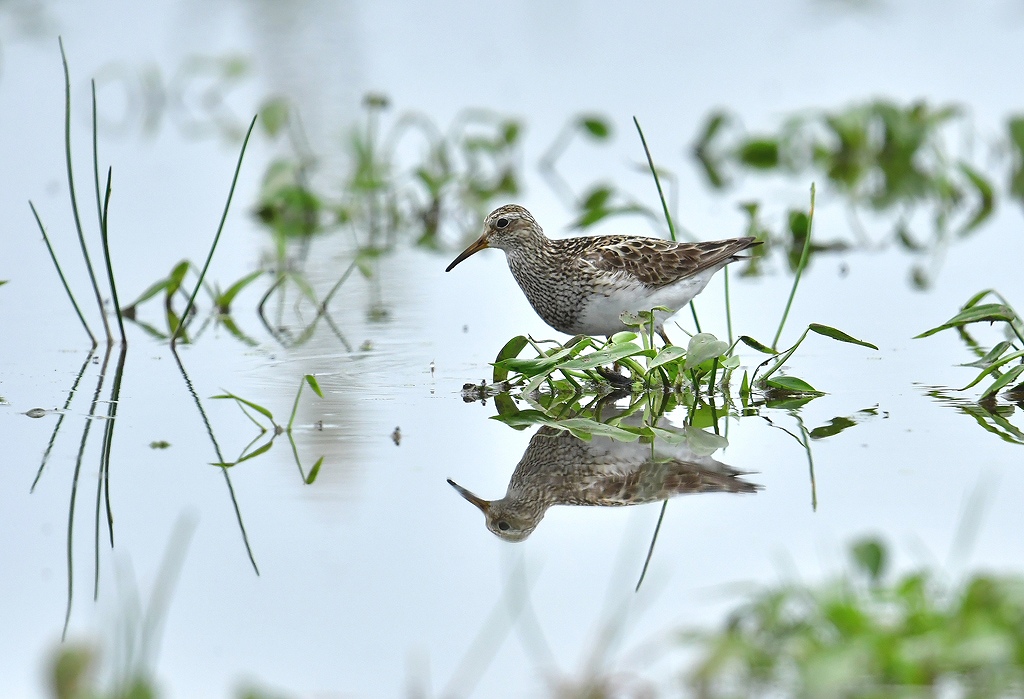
<box><xmin>98</xmin><ymin>167</ymin><xmax>126</xmax><ymax>343</ymax></box>
<box><xmin>724</xmin><ymin>266</ymin><xmax>733</xmax><ymax>346</ymax></box>
<box><xmin>29</xmin><ymin>202</ymin><xmax>97</xmax><ymax>347</ymax></box>
<box><xmin>172</xmin><ymin>114</ymin><xmax>258</xmax><ymax>345</ymax></box>
<box><xmin>772</xmin><ymin>183</ymin><xmax>816</xmax><ymax>349</ymax></box>
<box><xmin>633</xmin><ymin>116</ymin><xmax>676</xmax><ymax>242</ymax></box>
<box><xmin>633</xmin><ymin>116</ymin><xmax>701</xmax><ymax>332</ymax></box>
<box><xmin>60</xmin><ymin>37</ymin><xmax>111</xmax><ymax>344</ymax></box>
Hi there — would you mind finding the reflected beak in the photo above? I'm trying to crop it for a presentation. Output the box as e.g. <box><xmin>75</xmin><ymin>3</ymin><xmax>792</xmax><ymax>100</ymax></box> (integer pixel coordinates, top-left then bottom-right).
<box><xmin>445</xmin><ymin>235</ymin><xmax>490</xmax><ymax>272</ymax></box>
<box><xmin>447</xmin><ymin>478</ymin><xmax>490</xmax><ymax>514</ymax></box>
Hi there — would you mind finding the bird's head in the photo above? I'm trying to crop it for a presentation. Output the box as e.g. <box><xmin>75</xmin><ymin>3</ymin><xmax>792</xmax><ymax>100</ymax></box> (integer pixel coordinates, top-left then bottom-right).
<box><xmin>445</xmin><ymin>205</ymin><xmax>541</xmax><ymax>272</ymax></box>
<box><xmin>446</xmin><ymin>478</ymin><xmax>541</xmax><ymax>542</ymax></box>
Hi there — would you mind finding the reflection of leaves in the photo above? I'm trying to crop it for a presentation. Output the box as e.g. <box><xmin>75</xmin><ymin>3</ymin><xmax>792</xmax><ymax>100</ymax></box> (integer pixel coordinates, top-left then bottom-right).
<box><xmin>809</xmin><ymin>407</ymin><xmax>880</xmax><ymax>440</ymax></box>
<box><xmin>927</xmin><ymin>387</ymin><xmax>1024</xmax><ymax>446</ymax></box>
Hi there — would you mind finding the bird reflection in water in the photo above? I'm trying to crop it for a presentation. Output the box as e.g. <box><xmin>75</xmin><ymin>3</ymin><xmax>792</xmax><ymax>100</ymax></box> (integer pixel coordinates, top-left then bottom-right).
<box><xmin>448</xmin><ymin>426</ymin><xmax>760</xmax><ymax>541</ymax></box>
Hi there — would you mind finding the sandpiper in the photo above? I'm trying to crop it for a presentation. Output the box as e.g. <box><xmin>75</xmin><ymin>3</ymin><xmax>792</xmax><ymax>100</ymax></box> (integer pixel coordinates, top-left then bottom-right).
<box><xmin>446</xmin><ymin>204</ymin><xmax>760</xmax><ymax>341</ymax></box>
<box><xmin>448</xmin><ymin>425</ymin><xmax>760</xmax><ymax>541</ymax></box>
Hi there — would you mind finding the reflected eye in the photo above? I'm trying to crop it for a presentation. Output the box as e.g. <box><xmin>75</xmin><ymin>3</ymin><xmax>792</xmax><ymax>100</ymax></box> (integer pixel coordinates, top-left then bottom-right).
<box><xmin>497</xmin><ymin>521</ymin><xmax>511</xmax><ymax>531</ymax></box>
<box><xmin>495</xmin><ymin>217</ymin><xmax>510</xmax><ymax>229</ymax></box>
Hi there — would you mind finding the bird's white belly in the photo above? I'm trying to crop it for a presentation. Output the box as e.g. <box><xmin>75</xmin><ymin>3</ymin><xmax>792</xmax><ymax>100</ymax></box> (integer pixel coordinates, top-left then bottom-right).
<box><xmin>574</xmin><ymin>269</ymin><xmax>719</xmax><ymax>335</ymax></box>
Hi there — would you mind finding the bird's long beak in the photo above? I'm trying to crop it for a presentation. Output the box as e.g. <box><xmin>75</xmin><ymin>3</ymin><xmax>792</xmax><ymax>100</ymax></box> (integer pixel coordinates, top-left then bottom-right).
<box><xmin>445</xmin><ymin>234</ymin><xmax>489</xmax><ymax>272</ymax></box>
<box><xmin>447</xmin><ymin>478</ymin><xmax>490</xmax><ymax>514</ymax></box>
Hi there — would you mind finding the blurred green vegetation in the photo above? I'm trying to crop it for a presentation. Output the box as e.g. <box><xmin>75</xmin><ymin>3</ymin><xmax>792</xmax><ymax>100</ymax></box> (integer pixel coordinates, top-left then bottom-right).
<box><xmin>688</xmin><ymin>538</ymin><xmax>1024</xmax><ymax>699</ymax></box>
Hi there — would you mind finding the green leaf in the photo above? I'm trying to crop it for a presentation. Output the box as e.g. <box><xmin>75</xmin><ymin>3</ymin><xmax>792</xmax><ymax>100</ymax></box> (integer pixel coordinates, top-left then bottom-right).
<box><xmin>739</xmin><ymin>335</ymin><xmax>777</xmax><ymax>354</ymax></box>
<box><xmin>304</xmin><ymin>456</ymin><xmax>324</xmax><ymax>484</ymax></box>
<box><xmin>957</xmin><ymin>162</ymin><xmax>995</xmax><ymax>236</ymax></box>
<box><xmin>304</xmin><ymin>374</ymin><xmax>324</xmax><ymax>398</ymax></box>
<box><xmin>980</xmin><ymin>363</ymin><xmax>1024</xmax><ymax>400</ymax></box>
<box><xmin>609</xmin><ymin>331</ymin><xmax>638</xmax><ymax>344</ymax></box>
<box><xmin>490</xmin><ymin>409</ymin><xmax>553</xmax><ymax>430</ymax></box>
<box><xmin>808</xmin><ymin>323</ymin><xmax>879</xmax><ymax>350</ymax></box>
<box><xmin>495</xmin><ymin>343</ymin><xmax>582</xmax><ymax>376</ymax></box>
<box><xmin>259</xmin><ymin>97</ymin><xmax>290</xmax><ymax>137</ymax></box>
<box><xmin>558</xmin><ymin>418</ymin><xmax>640</xmax><ymax>442</ymax></box>
<box><xmin>579</xmin><ymin>115</ymin><xmax>611</xmax><ymax>139</ymax></box>
<box><xmin>850</xmin><ymin>538</ymin><xmax>887</xmax><ymax>583</ymax></box>
<box><xmin>915</xmin><ymin>303</ymin><xmax>1017</xmax><ymax>339</ymax></box>
<box><xmin>964</xmin><ymin>341</ymin><xmax>1012</xmax><ymax>369</ymax></box>
<box><xmin>684</xmin><ymin>426</ymin><xmax>729</xmax><ymax>456</ymax></box>
<box><xmin>685</xmin><ymin>333</ymin><xmax>729</xmax><ymax>370</ymax></box>
<box><xmin>492</xmin><ymin>335</ymin><xmax>530</xmax><ymax>383</ymax></box>
<box><xmin>217</xmin><ymin>270</ymin><xmax>264</xmax><ymax>311</ymax></box>
<box><xmin>809</xmin><ymin>416</ymin><xmax>857</xmax><ymax>440</ymax></box>
<box><xmin>961</xmin><ymin>289</ymin><xmax>996</xmax><ymax>309</ymax></box>
<box><xmin>648</xmin><ymin>345</ymin><xmax>687</xmax><ymax>370</ymax></box>
<box><xmin>559</xmin><ymin>342</ymin><xmax>651</xmax><ymax>370</ymax></box>
<box><xmin>737</xmin><ymin>138</ymin><xmax>779</xmax><ymax>169</ymax></box>
<box><xmin>211</xmin><ymin>391</ymin><xmax>275</xmax><ymax>421</ymax></box>
<box><xmin>766</xmin><ymin>376</ymin><xmax>822</xmax><ymax>394</ymax></box>
<box><xmin>582</xmin><ymin>186</ymin><xmax>613</xmax><ymax>210</ymax></box>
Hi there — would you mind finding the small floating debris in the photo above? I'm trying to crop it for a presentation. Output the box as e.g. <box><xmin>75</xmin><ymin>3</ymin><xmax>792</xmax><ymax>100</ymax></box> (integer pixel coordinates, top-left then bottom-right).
<box><xmin>149</xmin><ymin>440</ymin><xmax>171</xmax><ymax>449</ymax></box>
<box><xmin>429</xmin><ymin>360</ymin><xmax>435</xmax><ymax>377</ymax></box>
<box><xmin>391</xmin><ymin>426</ymin><xmax>401</xmax><ymax>446</ymax></box>
<box><xmin>360</xmin><ymin>340</ymin><xmax>373</xmax><ymax>351</ymax></box>
<box><xmin>461</xmin><ymin>380</ymin><xmax>511</xmax><ymax>403</ymax></box>
<box><xmin>25</xmin><ymin>408</ymin><xmax>50</xmax><ymax>418</ymax></box>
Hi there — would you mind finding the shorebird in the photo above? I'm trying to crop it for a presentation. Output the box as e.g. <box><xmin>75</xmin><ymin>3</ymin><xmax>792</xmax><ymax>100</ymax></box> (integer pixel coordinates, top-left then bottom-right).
<box><xmin>446</xmin><ymin>204</ymin><xmax>760</xmax><ymax>341</ymax></box>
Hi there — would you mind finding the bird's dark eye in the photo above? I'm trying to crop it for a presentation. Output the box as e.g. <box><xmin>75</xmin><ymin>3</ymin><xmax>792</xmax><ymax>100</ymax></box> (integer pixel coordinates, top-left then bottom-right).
<box><xmin>497</xmin><ymin>521</ymin><xmax>511</xmax><ymax>531</ymax></box>
<box><xmin>495</xmin><ymin>217</ymin><xmax>510</xmax><ymax>229</ymax></box>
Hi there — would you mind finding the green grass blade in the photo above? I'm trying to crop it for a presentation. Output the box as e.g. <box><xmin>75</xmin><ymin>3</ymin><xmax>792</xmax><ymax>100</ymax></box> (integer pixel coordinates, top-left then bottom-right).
<box><xmin>633</xmin><ymin>116</ymin><xmax>676</xmax><ymax>242</ymax></box>
<box><xmin>60</xmin><ymin>37</ymin><xmax>111</xmax><ymax>344</ymax></box>
<box><xmin>211</xmin><ymin>391</ymin><xmax>275</xmax><ymax>422</ymax></box>
<box><xmin>772</xmin><ymin>182</ymin><xmax>816</xmax><ymax>349</ymax></box>
<box><xmin>98</xmin><ymin>167</ymin><xmax>126</xmax><ymax>343</ymax></box>
<box><xmin>171</xmin><ymin>113</ymin><xmax>258</xmax><ymax>345</ymax></box>
<box><xmin>29</xmin><ymin>202</ymin><xmax>97</xmax><ymax>346</ymax></box>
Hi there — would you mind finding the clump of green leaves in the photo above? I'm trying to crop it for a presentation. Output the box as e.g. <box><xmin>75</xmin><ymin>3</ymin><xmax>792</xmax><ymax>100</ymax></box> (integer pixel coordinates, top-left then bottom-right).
<box><xmin>211</xmin><ymin>374</ymin><xmax>326</xmax><ymax>483</ymax></box>
<box><xmin>253</xmin><ymin>93</ymin><xmax>522</xmax><ymax>252</ymax></box>
<box><xmin>694</xmin><ymin>100</ymin><xmax>995</xmax><ymax>288</ymax></box>
<box><xmin>916</xmin><ymin>289</ymin><xmax>1024</xmax><ymax>400</ymax></box>
<box><xmin>687</xmin><ymin>537</ymin><xmax>1024</xmax><ymax>698</ymax></box>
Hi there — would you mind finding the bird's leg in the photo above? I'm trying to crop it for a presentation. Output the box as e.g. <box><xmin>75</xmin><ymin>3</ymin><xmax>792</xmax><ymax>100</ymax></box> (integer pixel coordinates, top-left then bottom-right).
<box><xmin>657</xmin><ymin>327</ymin><xmax>672</xmax><ymax>346</ymax></box>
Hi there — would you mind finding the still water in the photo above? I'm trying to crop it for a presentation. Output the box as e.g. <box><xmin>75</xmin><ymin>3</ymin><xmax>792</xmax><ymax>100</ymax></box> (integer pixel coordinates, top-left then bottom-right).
<box><xmin>2</xmin><ymin>1</ymin><xmax>1024</xmax><ymax>697</ymax></box>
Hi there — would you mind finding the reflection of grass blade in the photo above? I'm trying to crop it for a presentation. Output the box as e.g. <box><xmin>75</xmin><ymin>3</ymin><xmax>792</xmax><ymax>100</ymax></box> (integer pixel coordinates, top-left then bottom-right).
<box><xmin>63</xmin><ymin>345</ymin><xmax>113</xmax><ymax>641</ymax></box>
<box><xmin>99</xmin><ymin>344</ymin><xmax>127</xmax><ymax>548</ymax></box>
<box><xmin>170</xmin><ymin>347</ymin><xmax>259</xmax><ymax>574</ymax></box>
<box><xmin>59</xmin><ymin>38</ymin><xmax>111</xmax><ymax>344</ymax></box>
<box><xmin>772</xmin><ymin>183</ymin><xmax>816</xmax><ymax>349</ymax></box>
<box><xmin>29</xmin><ymin>202</ymin><xmax>97</xmax><ymax>347</ymax></box>
<box><xmin>172</xmin><ymin>114</ymin><xmax>258</xmax><ymax>345</ymax></box>
<box><xmin>635</xmin><ymin>499</ymin><xmax>668</xmax><ymax>592</ymax></box>
<box><xmin>31</xmin><ymin>350</ymin><xmax>95</xmax><ymax>492</ymax></box>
